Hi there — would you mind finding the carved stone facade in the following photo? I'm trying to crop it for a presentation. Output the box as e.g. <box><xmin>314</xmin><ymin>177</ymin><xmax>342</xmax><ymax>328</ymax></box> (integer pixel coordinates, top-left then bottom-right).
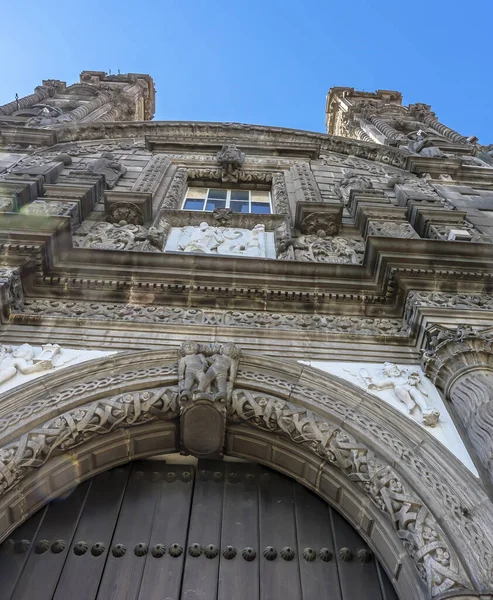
<box><xmin>0</xmin><ymin>72</ymin><xmax>493</xmax><ymax>599</ymax></box>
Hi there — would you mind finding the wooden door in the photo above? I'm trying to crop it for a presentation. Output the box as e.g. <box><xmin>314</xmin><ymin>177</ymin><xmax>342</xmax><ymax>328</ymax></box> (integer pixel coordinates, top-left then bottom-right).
<box><xmin>0</xmin><ymin>460</ymin><xmax>398</xmax><ymax>600</ymax></box>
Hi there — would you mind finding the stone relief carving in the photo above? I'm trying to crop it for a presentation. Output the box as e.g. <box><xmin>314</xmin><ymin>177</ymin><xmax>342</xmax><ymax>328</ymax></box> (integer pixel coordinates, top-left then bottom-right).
<box><xmin>0</xmin><ymin>386</ymin><xmax>180</xmax><ymax>492</ymax></box>
<box><xmin>0</xmin><ymin>344</ymin><xmax>60</xmax><ymax>389</ymax></box>
<box><xmin>367</xmin><ymin>220</ymin><xmax>419</xmax><ymax>238</ymax></box>
<box><xmin>428</xmin><ymin>223</ymin><xmax>489</xmax><ymax>243</ymax></box>
<box><xmin>216</xmin><ymin>144</ymin><xmax>245</xmax><ymax>182</ymax></box>
<box><xmin>166</xmin><ymin>223</ymin><xmax>271</xmax><ymax>258</ymax></box>
<box><xmin>319</xmin><ymin>153</ymin><xmax>388</xmax><ymax>175</ymax></box>
<box><xmin>229</xmin><ymin>390</ymin><xmax>468</xmax><ymax>596</ymax></box>
<box><xmin>280</xmin><ymin>234</ymin><xmax>364</xmax><ymax>264</ymax></box>
<box><xmin>74</xmin><ymin>221</ymin><xmax>148</xmax><ymax>250</ymax></box>
<box><xmin>106</xmin><ymin>202</ymin><xmax>145</xmax><ymax>226</ymax></box>
<box><xmin>85</xmin><ymin>152</ymin><xmax>127</xmax><ymax>188</ymax></box>
<box><xmin>299</xmin><ymin>212</ymin><xmax>340</xmax><ymax>236</ymax></box>
<box><xmin>178</xmin><ymin>341</ymin><xmax>241</xmax><ymax>402</ymax></box>
<box><xmin>0</xmin><ymin>267</ymin><xmax>23</xmax><ymax>311</ymax></box>
<box><xmin>17</xmin><ymin>299</ymin><xmax>407</xmax><ymax>336</ymax></box>
<box><xmin>404</xmin><ymin>291</ymin><xmax>493</xmax><ymax>328</ymax></box>
<box><xmin>161</xmin><ymin>167</ymin><xmax>188</xmax><ymax>210</ymax></box>
<box><xmin>291</xmin><ymin>162</ymin><xmax>321</xmax><ymax>203</ymax></box>
<box><xmin>0</xmin><ymin>352</ymin><xmax>473</xmax><ymax>596</ymax></box>
<box><xmin>404</xmin><ymin>130</ymin><xmax>445</xmax><ymax>158</ymax></box>
<box><xmin>22</xmin><ymin>200</ymin><xmax>71</xmax><ymax>217</ymax></box>
<box><xmin>25</xmin><ymin>105</ymin><xmax>64</xmax><ymax>128</ymax></box>
<box><xmin>335</xmin><ymin>171</ymin><xmax>373</xmax><ymax>205</ymax></box>
<box><xmin>132</xmin><ymin>155</ymin><xmax>171</xmax><ymax>193</ymax></box>
<box><xmin>355</xmin><ymin>362</ymin><xmax>440</xmax><ymax>426</ymax></box>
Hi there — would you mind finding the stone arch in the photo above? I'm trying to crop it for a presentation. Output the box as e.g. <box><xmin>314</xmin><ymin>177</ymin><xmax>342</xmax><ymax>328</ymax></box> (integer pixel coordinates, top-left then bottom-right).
<box><xmin>0</xmin><ymin>350</ymin><xmax>492</xmax><ymax>600</ymax></box>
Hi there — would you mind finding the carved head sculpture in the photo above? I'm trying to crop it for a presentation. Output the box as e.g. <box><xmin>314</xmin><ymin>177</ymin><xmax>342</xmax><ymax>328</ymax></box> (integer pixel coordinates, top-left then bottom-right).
<box><xmin>382</xmin><ymin>362</ymin><xmax>401</xmax><ymax>378</ymax></box>
<box><xmin>179</xmin><ymin>341</ymin><xmax>200</xmax><ymax>356</ymax></box>
<box><xmin>221</xmin><ymin>343</ymin><xmax>241</xmax><ymax>360</ymax></box>
<box><xmin>407</xmin><ymin>369</ymin><xmax>422</xmax><ymax>384</ymax></box>
<box><xmin>12</xmin><ymin>344</ymin><xmax>34</xmax><ymax>360</ymax></box>
<box><xmin>199</xmin><ymin>222</ymin><xmax>209</xmax><ymax>231</ymax></box>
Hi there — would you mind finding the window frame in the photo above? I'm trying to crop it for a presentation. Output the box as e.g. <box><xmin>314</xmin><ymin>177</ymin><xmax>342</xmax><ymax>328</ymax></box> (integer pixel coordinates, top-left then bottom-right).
<box><xmin>181</xmin><ymin>187</ymin><xmax>272</xmax><ymax>215</ymax></box>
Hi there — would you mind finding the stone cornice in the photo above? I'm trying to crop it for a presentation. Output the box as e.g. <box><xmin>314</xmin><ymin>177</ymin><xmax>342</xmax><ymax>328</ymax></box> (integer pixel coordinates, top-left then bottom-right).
<box><xmin>3</xmin><ymin>220</ymin><xmax>493</xmax><ymax>322</ymax></box>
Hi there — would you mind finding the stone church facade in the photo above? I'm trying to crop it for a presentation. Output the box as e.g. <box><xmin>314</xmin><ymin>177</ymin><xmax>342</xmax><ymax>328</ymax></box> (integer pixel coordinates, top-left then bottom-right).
<box><xmin>0</xmin><ymin>72</ymin><xmax>492</xmax><ymax>599</ymax></box>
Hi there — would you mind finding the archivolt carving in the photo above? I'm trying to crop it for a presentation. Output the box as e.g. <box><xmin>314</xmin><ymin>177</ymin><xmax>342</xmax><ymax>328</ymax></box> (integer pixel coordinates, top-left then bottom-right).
<box><xmin>0</xmin><ymin>352</ymin><xmax>491</xmax><ymax>598</ymax></box>
<box><xmin>0</xmin><ymin>387</ymin><xmax>179</xmax><ymax>493</ymax></box>
<box><xmin>230</xmin><ymin>389</ymin><xmax>470</xmax><ymax>596</ymax></box>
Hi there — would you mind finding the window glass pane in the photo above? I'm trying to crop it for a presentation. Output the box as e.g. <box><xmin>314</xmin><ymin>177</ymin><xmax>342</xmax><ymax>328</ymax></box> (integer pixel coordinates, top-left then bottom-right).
<box><xmin>208</xmin><ymin>189</ymin><xmax>227</xmax><ymax>200</ymax></box>
<box><xmin>251</xmin><ymin>202</ymin><xmax>271</xmax><ymax>214</ymax></box>
<box><xmin>205</xmin><ymin>198</ymin><xmax>227</xmax><ymax>211</ymax></box>
<box><xmin>184</xmin><ymin>198</ymin><xmax>205</xmax><ymax>210</ymax></box>
<box><xmin>251</xmin><ymin>191</ymin><xmax>270</xmax><ymax>202</ymax></box>
<box><xmin>230</xmin><ymin>200</ymin><xmax>249</xmax><ymax>213</ymax></box>
<box><xmin>230</xmin><ymin>190</ymin><xmax>250</xmax><ymax>201</ymax></box>
<box><xmin>186</xmin><ymin>187</ymin><xmax>207</xmax><ymax>199</ymax></box>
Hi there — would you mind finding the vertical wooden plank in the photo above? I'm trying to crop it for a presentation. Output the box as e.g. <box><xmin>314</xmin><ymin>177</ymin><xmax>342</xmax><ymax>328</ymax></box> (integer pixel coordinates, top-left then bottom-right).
<box><xmin>52</xmin><ymin>465</ymin><xmax>131</xmax><ymax>600</ymax></box>
<box><xmin>10</xmin><ymin>482</ymin><xmax>90</xmax><ymax>600</ymax></box>
<box><xmin>180</xmin><ymin>460</ymin><xmax>225</xmax><ymax>600</ymax></box>
<box><xmin>137</xmin><ymin>465</ymin><xmax>195</xmax><ymax>600</ymax></box>
<box><xmin>0</xmin><ymin>507</ymin><xmax>47</xmax><ymax>600</ymax></box>
<box><xmin>331</xmin><ymin>508</ymin><xmax>384</xmax><ymax>600</ymax></box>
<box><xmin>217</xmin><ymin>463</ymin><xmax>259</xmax><ymax>600</ymax></box>
<box><xmin>258</xmin><ymin>468</ymin><xmax>302</xmax><ymax>600</ymax></box>
<box><xmin>294</xmin><ymin>483</ymin><xmax>342</xmax><ymax>600</ymax></box>
<box><xmin>96</xmin><ymin>461</ymin><xmax>166</xmax><ymax>600</ymax></box>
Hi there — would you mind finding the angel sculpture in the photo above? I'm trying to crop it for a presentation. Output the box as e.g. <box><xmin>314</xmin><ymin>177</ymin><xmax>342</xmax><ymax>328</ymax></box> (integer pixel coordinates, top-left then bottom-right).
<box><xmin>359</xmin><ymin>363</ymin><xmax>440</xmax><ymax>427</ymax></box>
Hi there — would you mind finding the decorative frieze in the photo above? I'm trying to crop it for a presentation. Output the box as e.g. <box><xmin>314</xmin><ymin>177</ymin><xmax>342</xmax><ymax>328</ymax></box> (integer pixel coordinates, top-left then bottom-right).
<box><xmin>16</xmin><ymin>298</ymin><xmax>407</xmax><ymax>336</ymax></box>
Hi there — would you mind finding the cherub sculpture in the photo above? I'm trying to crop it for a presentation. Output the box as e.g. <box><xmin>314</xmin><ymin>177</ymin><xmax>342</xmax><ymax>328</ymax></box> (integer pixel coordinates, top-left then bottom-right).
<box><xmin>364</xmin><ymin>362</ymin><xmax>440</xmax><ymax>427</ymax></box>
<box><xmin>0</xmin><ymin>344</ymin><xmax>52</xmax><ymax>387</ymax></box>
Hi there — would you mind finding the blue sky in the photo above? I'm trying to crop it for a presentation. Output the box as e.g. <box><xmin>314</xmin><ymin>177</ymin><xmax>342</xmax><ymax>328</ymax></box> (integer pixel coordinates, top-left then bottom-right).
<box><xmin>1</xmin><ymin>0</ymin><xmax>492</xmax><ymax>143</ymax></box>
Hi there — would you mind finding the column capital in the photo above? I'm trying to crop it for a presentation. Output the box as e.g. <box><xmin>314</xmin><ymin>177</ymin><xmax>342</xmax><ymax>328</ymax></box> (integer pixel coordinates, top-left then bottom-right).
<box><xmin>422</xmin><ymin>325</ymin><xmax>493</xmax><ymax>395</ymax></box>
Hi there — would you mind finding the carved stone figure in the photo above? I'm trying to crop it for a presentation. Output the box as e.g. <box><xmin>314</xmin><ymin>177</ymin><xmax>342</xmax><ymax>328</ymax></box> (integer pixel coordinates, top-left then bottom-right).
<box><xmin>0</xmin><ymin>344</ymin><xmax>53</xmax><ymax>386</ymax></box>
<box><xmin>170</xmin><ymin>223</ymin><xmax>269</xmax><ymax>257</ymax></box>
<box><xmin>405</xmin><ymin>130</ymin><xmax>444</xmax><ymax>158</ymax></box>
<box><xmin>86</xmin><ymin>152</ymin><xmax>127</xmax><ymax>188</ymax></box>
<box><xmin>335</xmin><ymin>172</ymin><xmax>373</xmax><ymax>205</ymax></box>
<box><xmin>0</xmin><ymin>267</ymin><xmax>24</xmax><ymax>311</ymax></box>
<box><xmin>177</xmin><ymin>341</ymin><xmax>208</xmax><ymax>400</ymax></box>
<box><xmin>216</xmin><ymin>144</ymin><xmax>245</xmax><ymax>182</ymax></box>
<box><xmin>25</xmin><ymin>105</ymin><xmax>63</xmax><ymax>127</ymax></box>
<box><xmin>177</xmin><ymin>341</ymin><xmax>241</xmax><ymax>402</ymax></box>
<box><xmin>198</xmin><ymin>343</ymin><xmax>240</xmax><ymax>400</ymax></box>
<box><xmin>178</xmin><ymin>222</ymin><xmax>224</xmax><ymax>253</ymax></box>
<box><xmin>364</xmin><ymin>363</ymin><xmax>440</xmax><ymax>426</ymax></box>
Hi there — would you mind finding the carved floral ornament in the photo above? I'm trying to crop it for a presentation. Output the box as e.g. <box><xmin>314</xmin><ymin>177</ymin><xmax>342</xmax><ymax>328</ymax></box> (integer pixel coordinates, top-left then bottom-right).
<box><xmin>0</xmin><ymin>345</ymin><xmax>491</xmax><ymax>598</ymax></box>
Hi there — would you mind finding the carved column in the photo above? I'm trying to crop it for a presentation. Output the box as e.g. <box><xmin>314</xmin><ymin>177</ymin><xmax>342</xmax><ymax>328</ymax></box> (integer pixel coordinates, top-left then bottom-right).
<box><xmin>58</xmin><ymin>92</ymin><xmax>112</xmax><ymax>123</ymax></box>
<box><xmin>353</xmin><ymin>126</ymin><xmax>373</xmax><ymax>142</ymax></box>
<box><xmin>409</xmin><ymin>103</ymin><xmax>470</xmax><ymax>144</ymax></box>
<box><xmin>423</xmin><ymin>328</ymin><xmax>493</xmax><ymax>489</ymax></box>
<box><xmin>0</xmin><ymin>82</ymin><xmax>62</xmax><ymax>116</ymax></box>
<box><xmin>367</xmin><ymin>114</ymin><xmax>408</xmax><ymax>142</ymax></box>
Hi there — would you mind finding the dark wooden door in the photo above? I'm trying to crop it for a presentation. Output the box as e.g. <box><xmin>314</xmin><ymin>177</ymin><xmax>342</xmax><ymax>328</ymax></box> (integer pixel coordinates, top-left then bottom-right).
<box><xmin>0</xmin><ymin>460</ymin><xmax>398</xmax><ymax>600</ymax></box>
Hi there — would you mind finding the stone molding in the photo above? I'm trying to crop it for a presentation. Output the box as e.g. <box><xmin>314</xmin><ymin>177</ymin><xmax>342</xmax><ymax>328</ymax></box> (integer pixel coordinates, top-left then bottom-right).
<box><xmin>0</xmin><ymin>350</ymin><xmax>492</xmax><ymax>598</ymax></box>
